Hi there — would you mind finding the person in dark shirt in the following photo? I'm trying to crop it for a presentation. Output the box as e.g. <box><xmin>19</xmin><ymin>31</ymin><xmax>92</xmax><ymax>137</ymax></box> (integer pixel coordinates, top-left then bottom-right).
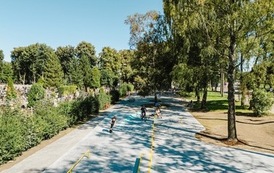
<box><xmin>141</xmin><ymin>105</ymin><xmax>147</xmax><ymax>120</ymax></box>
<box><xmin>109</xmin><ymin>116</ymin><xmax>116</xmax><ymax>133</ymax></box>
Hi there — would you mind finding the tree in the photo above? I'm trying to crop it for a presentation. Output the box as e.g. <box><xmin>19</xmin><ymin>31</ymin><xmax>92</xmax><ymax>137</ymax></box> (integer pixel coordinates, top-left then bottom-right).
<box><xmin>6</xmin><ymin>78</ymin><xmax>17</xmax><ymax>101</ymax></box>
<box><xmin>164</xmin><ymin>0</ymin><xmax>274</xmax><ymax>142</ymax></box>
<box><xmin>80</xmin><ymin>55</ymin><xmax>93</xmax><ymax>91</ymax></box>
<box><xmin>119</xmin><ymin>49</ymin><xmax>135</xmax><ymax>84</ymax></box>
<box><xmin>43</xmin><ymin>52</ymin><xmax>63</xmax><ymax>88</ymax></box>
<box><xmin>90</xmin><ymin>67</ymin><xmax>101</xmax><ymax>90</ymax></box>
<box><xmin>0</xmin><ymin>50</ymin><xmax>4</xmax><ymax>82</ymax></box>
<box><xmin>11</xmin><ymin>43</ymin><xmax>54</xmax><ymax>84</ymax></box>
<box><xmin>55</xmin><ymin>45</ymin><xmax>75</xmax><ymax>84</ymax></box>
<box><xmin>0</xmin><ymin>62</ymin><xmax>13</xmax><ymax>83</ymax></box>
<box><xmin>125</xmin><ymin>11</ymin><xmax>174</xmax><ymax>94</ymax></box>
<box><xmin>69</xmin><ymin>58</ymin><xmax>84</xmax><ymax>88</ymax></box>
<box><xmin>76</xmin><ymin>41</ymin><xmax>97</xmax><ymax>67</ymax></box>
<box><xmin>27</xmin><ymin>83</ymin><xmax>45</xmax><ymax>107</ymax></box>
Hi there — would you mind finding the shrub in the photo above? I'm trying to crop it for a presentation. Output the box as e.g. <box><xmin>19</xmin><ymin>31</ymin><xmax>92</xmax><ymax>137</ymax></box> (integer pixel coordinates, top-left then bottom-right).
<box><xmin>6</xmin><ymin>78</ymin><xmax>17</xmax><ymax>101</ymax></box>
<box><xmin>119</xmin><ymin>83</ymin><xmax>134</xmax><ymax>97</ymax></box>
<box><xmin>71</xmin><ymin>96</ymin><xmax>99</xmax><ymax>121</ymax></box>
<box><xmin>96</xmin><ymin>89</ymin><xmax>111</xmax><ymax>110</ymax></box>
<box><xmin>119</xmin><ymin>83</ymin><xmax>128</xmax><ymax>97</ymax></box>
<box><xmin>110</xmin><ymin>89</ymin><xmax>120</xmax><ymax>103</ymax></box>
<box><xmin>58</xmin><ymin>85</ymin><xmax>77</xmax><ymax>97</ymax></box>
<box><xmin>33</xmin><ymin>100</ymin><xmax>69</xmax><ymax>139</ymax></box>
<box><xmin>251</xmin><ymin>89</ymin><xmax>274</xmax><ymax>116</ymax></box>
<box><xmin>27</xmin><ymin>83</ymin><xmax>45</xmax><ymax>107</ymax></box>
<box><xmin>0</xmin><ymin>108</ymin><xmax>25</xmax><ymax>164</ymax></box>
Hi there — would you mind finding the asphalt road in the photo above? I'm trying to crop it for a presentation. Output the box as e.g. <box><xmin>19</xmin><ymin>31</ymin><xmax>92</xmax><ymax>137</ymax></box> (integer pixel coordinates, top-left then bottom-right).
<box><xmin>2</xmin><ymin>95</ymin><xmax>274</xmax><ymax>173</ymax></box>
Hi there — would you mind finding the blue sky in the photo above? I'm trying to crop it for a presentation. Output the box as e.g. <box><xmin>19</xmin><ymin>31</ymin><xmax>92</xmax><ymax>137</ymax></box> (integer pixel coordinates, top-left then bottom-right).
<box><xmin>0</xmin><ymin>0</ymin><xmax>163</xmax><ymax>62</ymax></box>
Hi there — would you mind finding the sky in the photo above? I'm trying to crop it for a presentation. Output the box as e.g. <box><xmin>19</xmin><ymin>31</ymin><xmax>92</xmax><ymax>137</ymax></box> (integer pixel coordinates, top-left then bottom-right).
<box><xmin>0</xmin><ymin>0</ymin><xmax>163</xmax><ymax>62</ymax></box>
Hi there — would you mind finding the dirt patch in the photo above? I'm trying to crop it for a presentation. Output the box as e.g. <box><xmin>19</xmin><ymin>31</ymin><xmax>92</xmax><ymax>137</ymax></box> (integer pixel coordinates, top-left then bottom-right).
<box><xmin>192</xmin><ymin>110</ymin><xmax>274</xmax><ymax>155</ymax></box>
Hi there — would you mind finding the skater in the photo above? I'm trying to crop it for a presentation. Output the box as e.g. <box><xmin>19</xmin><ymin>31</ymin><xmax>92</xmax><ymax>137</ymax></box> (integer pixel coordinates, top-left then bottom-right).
<box><xmin>155</xmin><ymin>105</ymin><xmax>162</xmax><ymax>118</ymax></box>
<box><xmin>141</xmin><ymin>105</ymin><xmax>147</xmax><ymax>120</ymax></box>
<box><xmin>109</xmin><ymin>116</ymin><xmax>116</xmax><ymax>133</ymax></box>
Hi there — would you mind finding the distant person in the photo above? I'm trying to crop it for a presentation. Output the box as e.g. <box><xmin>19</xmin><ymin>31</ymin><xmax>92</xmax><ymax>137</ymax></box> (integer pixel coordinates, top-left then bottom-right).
<box><xmin>141</xmin><ymin>105</ymin><xmax>147</xmax><ymax>120</ymax></box>
<box><xmin>109</xmin><ymin>116</ymin><xmax>117</xmax><ymax>133</ymax></box>
<box><xmin>155</xmin><ymin>106</ymin><xmax>162</xmax><ymax>118</ymax></box>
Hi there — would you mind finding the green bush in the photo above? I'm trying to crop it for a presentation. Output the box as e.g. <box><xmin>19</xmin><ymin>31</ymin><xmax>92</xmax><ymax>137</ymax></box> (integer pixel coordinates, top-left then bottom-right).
<box><xmin>6</xmin><ymin>78</ymin><xmax>17</xmax><ymax>101</ymax></box>
<box><xmin>110</xmin><ymin>89</ymin><xmax>120</xmax><ymax>103</ymax></box>
<box><xmin>251</xmin><ymin>89</ymin><xmax>274</xmax><ymax>116</ymax></box>
<box><xmin>33</xmin><ymin>100</ymin><xmax>69</xmax><ymax>139</ymax></box>
<box><xmin>127</xmin><ymin>83</ymin><xmax>134</xmax><ymax>92</ymax></box>
<box><xmin>57</xmin><ymin>101</ymin><xmax>76</xmax><ymax>126</ymax></box>
<box><xmin>27</xmin><ymin>83</ymin><xmax>45</xmax><ymax>107</ymax></box>
<box><xmin>58</xmin><ymin>85</ymin><xmax>77</xmax><ymax>97</ymax></box>
<box><xmin>0</xmin><ymin>108</ymin><xmax>25</xmax><ymax>164</ymax></box>
<box><xmin>0</xmin><ymin>94</ymin><xmax>103</xmax><ymax>165</ymax></box>
<box><xmin>96</xmin><ymin>89</ymin><xmax>111</xmax><ymax>110</ymax></box>
<box><xmin>71</xmin><ymin>96</ymin><xmax>99</xmax><ymax>121</ymax></box>
<box><xmin>119</xmin><ymin>83</ymin><xmax>134</xmax><ymax>97</ymax></box>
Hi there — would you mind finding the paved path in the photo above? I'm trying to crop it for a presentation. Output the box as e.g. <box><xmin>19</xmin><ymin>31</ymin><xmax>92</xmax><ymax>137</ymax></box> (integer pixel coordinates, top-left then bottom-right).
<box><xmin>2</xmin><ymin>95</ymin><xmax>274</xmax><ymax>173</ymax></box>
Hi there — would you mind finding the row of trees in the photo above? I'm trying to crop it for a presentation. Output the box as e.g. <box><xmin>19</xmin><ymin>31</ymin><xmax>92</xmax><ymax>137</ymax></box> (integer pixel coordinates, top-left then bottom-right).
<box><xmin>124</xmin><ymin>0</ymin><xmax>274</xmax><ymax>143</ymax></box>
<box><xmin>1</xmin><ymin>0</ymin><xmax>274</xmax><ymax>144</ymax></box>
<box><xmin>1</xmin><ymin>42</ymin><xmax>139</xmax><ymax>93</ymax></box>
<box><xmin>162</xmin><ymin>0</ymin><xmax>274</xmax><ymax>142</ymax></box>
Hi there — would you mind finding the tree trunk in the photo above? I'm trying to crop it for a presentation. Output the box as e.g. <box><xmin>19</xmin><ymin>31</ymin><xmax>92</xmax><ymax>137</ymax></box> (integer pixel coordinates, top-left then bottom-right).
<box><xmin>227</xmin><ymin>34</ymin><xmax>237</xmax><ymax>142</ymax></box>
<box><xmin>220</xmin><ymin>69</ymin><xmax>224</xmax><ymax>97</ymax></box>
<box><xmin>195</xmin><ymin>87</ymin><xmax>200</xmax><ymax>103</ymax></box>
<box><xmin>200</xmin><ymin>87</ymin><xmax>207</xmax><ymax>109</ymax></box>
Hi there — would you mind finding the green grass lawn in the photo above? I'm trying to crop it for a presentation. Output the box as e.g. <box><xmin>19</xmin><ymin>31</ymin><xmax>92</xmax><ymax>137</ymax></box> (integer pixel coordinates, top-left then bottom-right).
<box><xmin>186</xmin><ymin>91</ymin><xmax>253</xmax><ymax>114</ymax></box>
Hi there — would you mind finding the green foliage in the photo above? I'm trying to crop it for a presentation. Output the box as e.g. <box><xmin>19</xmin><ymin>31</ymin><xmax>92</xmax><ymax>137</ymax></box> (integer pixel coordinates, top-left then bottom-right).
<box><xmin>71</xmin><ymin>96</ymin><xmax>99</xmax><ymax>121</ymax></box>
<box><xmin>0</xmin><ymin>108</ymin><xmax>25</xmax><ymax>164</ymax></box>
<box><xmin>90</xmin><ymin>67</ymin><xmax>101</xmax><ymax>89</ymax></box>
<box><xmin>138</xmin><ymin>86</ymin><xmax>150</xmax><ymax>97</ymax></box>
<box><xmin>251</xmin><ymin>89</ymin><xmax>274</xmax><ymax>116</ymax></box>
<box><xmin>11</xmin><ymin>43</ymin><xmax>55</xmax><ymax>84</ymax></box>
<box><xmin>43</xmin><ymin>52</ymin><xmax>64</xmax><ymax>88</ymax></box>
<box><xmin>6</xmin><ymin>78</ymin><xmax>17</xmax><ymax>101</ymax></box>
<box><xmin>96</xmin><ymin>89</ymin><xmax>111</xmax><ymax>110</ymax></box>
<box><xmin>119</xmin><ymin>83</ymin><xmax>131</xmax><ymax>97</ymax></box>
<box><xmin>27</xmin><ymin>83</ymin><xmax>45</xmax><ymax>107</ymax></box>
<box><xmin>76</xmin><ymin>41</ymin><xmax>97</xmax><ymax>67</ymax></box>
<box><xmin>0</xmin><ymin>62</ymin><xmax>13</xmax><ymax>83</ymax></box>
<box><xmin>58</xmin><ymin>85</ymin><xmax>77</xmax><ymax>96</ymax></box>
<box><xmin>80</xmin><ymin>55</ymin><xmax>93</xmax><ymax>91</ymax></box>
<box><xmin>127</xmin><ymin>83</ymin><xmax>134</xmax><ymax>92</ymax></box>
<box><xmin>33</xmin><ymin>100</ymin><xmax>69</xmax><ymax>139</ymax></box>
<box><xmin>69</xmin><ymin>58</ymin><xmax>84</xmax><ymax>88</ymax></box>
<box><xmin>0</xmin><ymin>91</ymin><xmax>110</xmax><ymax>165</ymax></box>
<box><xmin>110</xmin><ymin>89</ymin><xmax>120</xmax><ymax>103</ymax></box>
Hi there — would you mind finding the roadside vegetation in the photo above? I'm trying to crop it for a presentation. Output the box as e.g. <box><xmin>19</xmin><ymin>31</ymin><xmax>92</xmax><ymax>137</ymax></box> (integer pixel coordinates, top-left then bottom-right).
<box><xmin>1</xmin><ymin>0</ymin><xmax>274</xmax><ymax>166</ymax></box>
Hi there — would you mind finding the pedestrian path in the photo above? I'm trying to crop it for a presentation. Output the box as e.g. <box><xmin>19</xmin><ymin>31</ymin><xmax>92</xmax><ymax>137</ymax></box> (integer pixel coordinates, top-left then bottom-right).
<box><xmin>2</xmin><ymin>95</ymin><xmax>274</xmax><ymax>173</ymax></box>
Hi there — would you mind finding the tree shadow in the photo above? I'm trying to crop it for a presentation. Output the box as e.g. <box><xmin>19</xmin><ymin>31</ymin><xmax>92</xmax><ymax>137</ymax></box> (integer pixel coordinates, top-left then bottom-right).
<box><xmin>28</xmin><ymin>95</ymin><xmax>274</xmax><ymax>173</ymax></box>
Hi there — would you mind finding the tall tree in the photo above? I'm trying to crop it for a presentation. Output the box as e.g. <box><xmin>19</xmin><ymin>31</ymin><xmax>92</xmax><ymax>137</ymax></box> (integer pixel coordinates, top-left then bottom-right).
<box><xmin>80</xmin><ymin>55</ymin><xmax>93</xmax><ymax>91</ymax></box>
<box><xmin>43</xmin><ymin>52</ymin><xmax>63</xmax><ymax>88</ymax></box>
<box><xmin>55</xmin><ymin>45</ymin><xmax>75</xmax><ymax>84</ymax></box>
<box><xmin>76</xmin><ymin>41</ymin><xmax>97</xmax><ymax>67</ymax></box>
<box><xmin>0</xmin><ymin>62</ymin><xmax>13</xmax><ymax>83</ymax></box>
<box><xmin>125</xmin><ymin>11</ymin><xmax>174</xmax><ymax>93</ymax></box>
<box><xmin>90</xmin><ymin>67</ymin><xmax>101</xmax><ymax>90</ymax></box>
<box><xmin>164</xmin><ymin>0</ymin><xmax>274</xmax><ymax>142</ymax></box>
<box><xmin>99</xmin><ymin>47</ymin><xmax>121</xmax><ymax>87</ymax></box>
<box><xmin>0</xmin><ymin>50</ymin><xmax>4</xmax><ymax>82</ymax></box>
<box><xmin>11</xmin><ymin>43</ymin><xmax>53</xmax><ymax>84</ymax></box>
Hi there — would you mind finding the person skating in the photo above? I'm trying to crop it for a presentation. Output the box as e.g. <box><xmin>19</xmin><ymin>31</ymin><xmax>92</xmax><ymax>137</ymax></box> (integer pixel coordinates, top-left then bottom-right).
<box><xmin>141</xmin><ymin>105</ymin><xmax>147</xmax><ymax>120</ymax></box>
<box><xmin>109</xmin><ymin>116</ymin><xmax>117</xmax><ymax>133</ymax></box>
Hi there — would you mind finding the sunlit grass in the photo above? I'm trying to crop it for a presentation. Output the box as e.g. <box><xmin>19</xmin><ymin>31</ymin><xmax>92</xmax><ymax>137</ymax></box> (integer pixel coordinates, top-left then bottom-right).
<box><xmin>186</xmin><ymin>91</ymin><xmax>253</xmax><ymax>114</ymax></box>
